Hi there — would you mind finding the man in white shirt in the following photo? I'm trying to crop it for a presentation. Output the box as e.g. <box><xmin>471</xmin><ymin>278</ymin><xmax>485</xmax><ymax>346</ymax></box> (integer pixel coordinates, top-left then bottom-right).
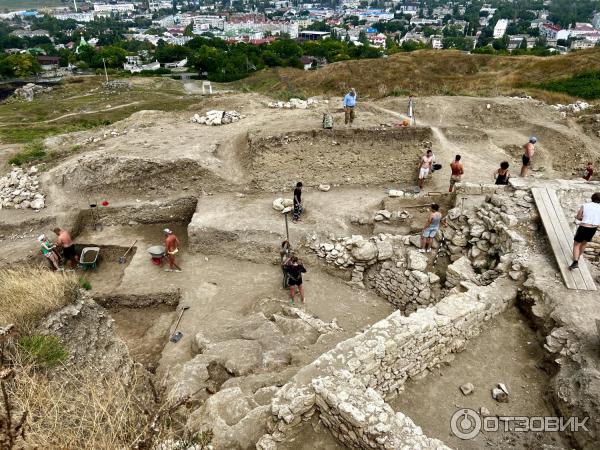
<box><xmin>569</xmin><ymin>192</ymin><xmax>600</xmax><ymax>269</ymax></box>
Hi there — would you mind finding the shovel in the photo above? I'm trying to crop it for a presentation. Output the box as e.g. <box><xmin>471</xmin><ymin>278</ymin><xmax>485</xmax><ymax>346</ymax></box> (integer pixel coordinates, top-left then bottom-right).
<box><xmin>169</xmin><ymin>306</ymin><xmax>190</xmax><ymax>343</ymax></box>
<box><xmin>119</xmin><ymin>240</ymin><xmax>137</xmax><ymax>264</ymax></box>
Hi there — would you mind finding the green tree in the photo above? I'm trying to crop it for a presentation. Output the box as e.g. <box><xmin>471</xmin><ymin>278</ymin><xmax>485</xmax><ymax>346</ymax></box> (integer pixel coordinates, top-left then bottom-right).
<box><xmin>0</xmin><ymin>53</ymin><xmax>41</xmax><ymax>77</ymax></box>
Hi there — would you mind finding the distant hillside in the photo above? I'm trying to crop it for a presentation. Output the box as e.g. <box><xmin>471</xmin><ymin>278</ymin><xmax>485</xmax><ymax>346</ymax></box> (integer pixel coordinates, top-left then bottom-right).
<box><xmin>2</xmin><ymin>0</ymin><xmax>65</xmax><ymax>11</ymax></box>
<box><xmin>239</xmin><ymin>48</ymin><xmax>600</xmax><ymax>103</ymax></box>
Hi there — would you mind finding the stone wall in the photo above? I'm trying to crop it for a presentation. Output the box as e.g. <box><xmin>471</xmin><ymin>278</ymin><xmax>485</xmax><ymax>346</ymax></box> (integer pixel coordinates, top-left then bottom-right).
<box><xmin>443</xmin><ymin>189</ymin><xmax>534</xmax><ymax>285</ymax></box>
<box><xmin>257</xmin><ymin>277</ymin><xmax>518</xmax><ymax>449</ymax></box>
<box><xmin>367</xmin><ymin>250</ymin><xmax>441</xmax><ymax>314</ymax></box>
<box><xmin>309</xmin><ymin>234</ymin><xmax>442</xmax><ymax>313</ymax></box>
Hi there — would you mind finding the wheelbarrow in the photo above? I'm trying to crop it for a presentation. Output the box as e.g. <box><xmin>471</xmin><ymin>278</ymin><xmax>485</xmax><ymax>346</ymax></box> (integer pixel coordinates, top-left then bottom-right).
<box><xmin>80</xmin><ymin>247</ymin><xmax>100</xmax><ymax>271</ymax></box>
<box><xmin>148</xmin><ymin>245</ymin><xmax>166</xmax><ymax>266</ymax></box>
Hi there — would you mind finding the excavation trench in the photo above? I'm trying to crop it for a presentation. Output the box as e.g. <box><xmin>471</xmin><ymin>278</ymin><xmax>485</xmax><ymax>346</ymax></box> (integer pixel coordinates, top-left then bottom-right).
<box><xmin>388</xmin><ymin>305</ymin><xmax>569</xmax><ymax>450</ymax></box>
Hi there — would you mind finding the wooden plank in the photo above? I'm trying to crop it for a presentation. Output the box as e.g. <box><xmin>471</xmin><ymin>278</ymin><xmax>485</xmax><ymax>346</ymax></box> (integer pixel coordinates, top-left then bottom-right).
<box><xmin>537</xmin><ymin>189</ymin><xmax>587</xmax><ymax>289</ymax></box>
<box><xmin>531</xmin><ymin>188</ymin><xmax>578</xmax><ymax>290</ymax></box>
<box><xmin>545</xmin><ymin>188</ymin><xmax>597</xmax><ymax>291</ymax></box>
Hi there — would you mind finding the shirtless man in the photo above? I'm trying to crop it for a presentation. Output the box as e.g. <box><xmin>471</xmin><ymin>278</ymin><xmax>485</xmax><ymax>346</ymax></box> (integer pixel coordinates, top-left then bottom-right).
<box><xmin>521</xmin><ymin>136</ymin><xmax>537</xmax><ymax>177</ymax></box>
<box><xmin>163</xmin><ymin>228</ymin><xmax>182</xmax><ymax>272</ymax></box>
<box><xmin>53</xmin><ymin>227</ymin><xmax>77</xmax><ymax>269</ymax></box>
<box><xmin>418</xmin><ymin>149</ymin><xmax>434</xmax><ymax>190</ymax></box>
<box><xmin>448</xmin><ymin>154</ymin><xmax>464</xmax><ymax>192</ymax></box>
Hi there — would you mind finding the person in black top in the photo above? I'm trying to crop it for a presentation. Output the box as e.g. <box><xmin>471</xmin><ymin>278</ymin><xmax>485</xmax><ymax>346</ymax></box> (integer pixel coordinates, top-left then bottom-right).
<box><xmin>293</xmin><ymin>182</ymin><xmax>303</xmax><ymax>222</ymax></box>
<box><xmin>280</xmin><ymin>240</ymin><xmax>291</xmax><ymax>288</ymax></box>
<box><xmin>494</xmin><ymin>161</ymin><xmax>510</xmax><ymax>185</ymax></box>
<box><xmin>284</xmin><ymin>255</ymin><xmax>306</xmax><ymax>304</ymax></box>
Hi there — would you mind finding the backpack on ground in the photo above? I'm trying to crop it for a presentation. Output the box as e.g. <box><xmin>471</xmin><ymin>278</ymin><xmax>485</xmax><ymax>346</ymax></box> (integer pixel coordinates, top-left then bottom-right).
<box><xmin>322</xmin><ymin>113</ymin><xmax>333</xmax><ymax>129</ymax></box>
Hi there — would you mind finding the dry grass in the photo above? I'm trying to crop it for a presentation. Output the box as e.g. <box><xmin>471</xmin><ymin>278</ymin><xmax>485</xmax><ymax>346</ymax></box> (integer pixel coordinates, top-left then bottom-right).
<box><xmin>238</xmin><ymin>48</ymin><xmax>600</xmax><ymax>102</ymax></box>
<box><xmin>0</xmin><ymin>267</ymin><xmax>78</xmax><ymax>331</ymax></box>
<box><xmin>3</xmin><ymin>360</ymin><xmax>206</xmax><ymax>449</ymax></box>
<box><xmin>10</xmin><ymin>365</ymin><xmax>152</xmax><ymax>449</ymax></box>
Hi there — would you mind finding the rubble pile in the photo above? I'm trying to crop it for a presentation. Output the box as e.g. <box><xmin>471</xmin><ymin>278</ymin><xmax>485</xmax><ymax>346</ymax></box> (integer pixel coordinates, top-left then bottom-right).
<box><xmin>553</xmin><ymin>100</ymin><xmax>591</xmax><ymax>114</ymax></box>
<box><xmin>272</xmin><ymin>197</ymin><xmax>293</xmax><ymax>211</ymax></box>
<box><xmin>191</xmin><ymin>110</ymin><xmax>244</xmax><ymax>126</ymax></box>
<box><xmin>0</xmin><ymin>167</ymin><xmax>45</xmax><ymax>210</ymax></box>
<box><xmin>13</xmin><ymin>83</ymin><xmax>53</xmax><ymax>102</ymax></box>
<box><xmin>103</xmin><ymin>80</ymin><xmax>131</xmax><ymax>91</ymax></box>
<box><xmin>267</xmin><ymin>98</ymin><xmax>321</xmax><ymax>109</ymax></box>
<box><xmin>81</xmin><ymin>128</ymin><xmax>129</xmax><ymax>145</ymax></box>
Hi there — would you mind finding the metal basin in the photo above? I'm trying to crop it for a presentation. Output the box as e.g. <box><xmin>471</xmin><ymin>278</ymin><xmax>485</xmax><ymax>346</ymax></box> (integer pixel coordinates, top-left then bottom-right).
<box><xmin>148</xmin><ymin>245</ymin><xmax>166</xmax><ymax>258</ymax></box>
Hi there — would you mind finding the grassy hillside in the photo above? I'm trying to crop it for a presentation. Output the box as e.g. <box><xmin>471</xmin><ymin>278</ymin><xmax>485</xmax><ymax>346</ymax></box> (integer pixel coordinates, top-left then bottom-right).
<box><xmin>0</xmin><ymin>76</ymin><xmax>196</xmax><ymax>144</ymax></box>
<box><xmin>1</xmin><ymin>0</ymin><xmax>66</xmax><ymax>11</ymax></box>
<box><xmin>238</xmin><ymin>48</ymin><xmax>600</xmax><ymax>103</ymax></box>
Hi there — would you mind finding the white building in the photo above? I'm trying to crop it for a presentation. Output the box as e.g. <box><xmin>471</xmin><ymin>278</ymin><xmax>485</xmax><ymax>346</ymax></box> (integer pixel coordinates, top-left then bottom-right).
<box><xmin>54</xmin><ymin>12</ymin><xmax>95</xmax><ymax>22</ymax></box>
<box><xmin>93</xmin><ymin>3</ymin><xmax>135</xmax><ymax>13</ymax></box>
<box><xmin>148</xmin><ymin>1</ymin><xmax>172</xmax><ymax>11</ymax></box>
<box><xmin>224</xmin><ymin>20</ymin><xmax>299</xmax><ymax>38</ymax></box>
<box><xmin>191</xmin><ymin>15</ymin><xmax>225</xmax><ymax>33</ymax></box>
<box><xmin>430</xmin><ymin>35</ymin><xmax>443</xmax><ymax>49</ymax></box>
<box><xmin>493</xmin><ymin>19</ymin><xmax>508</xmax><ymax>38</ymax></box>
<box><xmin>570</xmin><ymin>39</ymin><xmax>596</xmax><ymax>50</ymax></box>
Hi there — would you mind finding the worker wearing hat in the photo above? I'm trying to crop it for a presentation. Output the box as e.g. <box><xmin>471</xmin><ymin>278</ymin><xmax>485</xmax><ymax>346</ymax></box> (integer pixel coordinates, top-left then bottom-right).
<box><xmin>38</xmin><ymin>234</ymin><xmax>61</xmax><ymax>271</ymax></box>
<box><xmin>521</xmin><ymin>136</ymin><xmax>537</xmax><ymax>177</ymax></box>
<box><xmin>163</xmin><ymin>228</ymin><xmax>182</xmax><ymax>272</ymax></box>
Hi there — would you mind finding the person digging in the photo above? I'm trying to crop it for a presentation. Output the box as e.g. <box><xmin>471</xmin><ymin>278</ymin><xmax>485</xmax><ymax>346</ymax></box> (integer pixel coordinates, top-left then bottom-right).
<box><xmin>53</xmin><ymin>227</ymin><xmax>77</xmax><ymax>270</ymax></box>
<box><xmin>38</xmin><ymin>234</ymin><xmax>62</xmax><ymax>271</ymax></box>
<box><xmin>284</xmin><ymin>255</ymin><xmax>306</xmax><ymax>305</ymax></box>
<box><xmin>163</xmin><ymin>228</ymin><xmax>182</xmax><ymax>272</ymax></box>
<box><xmin>569</xmin><ymin>192</ymin><xmax>600</xmax><ymax>270</ymax></box>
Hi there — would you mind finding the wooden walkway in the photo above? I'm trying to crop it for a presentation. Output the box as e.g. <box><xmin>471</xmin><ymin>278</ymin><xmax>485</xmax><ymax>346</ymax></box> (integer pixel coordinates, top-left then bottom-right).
<box><xmin>532</xmin><ymin>187</ymin><xmax>597</xmax><ymax>291</ymax></box>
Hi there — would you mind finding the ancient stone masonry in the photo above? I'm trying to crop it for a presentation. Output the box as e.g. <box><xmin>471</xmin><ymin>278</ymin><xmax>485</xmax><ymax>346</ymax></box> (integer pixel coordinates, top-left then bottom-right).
<box><xmin>256</xmin><ymin>278</ymin><xmax>518</xmax><ymax>449</ymax></box>
<box><xmin>518</xmin><ymin>269</ymin><xmax>600</xmax><ymax>448</ymax></box>
<box><xmin>443</xmin><ymin>184</ymin><xmax>536</xmax><ymax>285</ymax></box>
<box><xmin>0</xmin><ymin>166</ymin><xmax>45</xmax><ymax>210</ymax></box>
<box><xmin>308</xmin><ymin>234</ymin><xmax>441</xmax><ymax>313</ymax></box>
<box><xmin>368</xmin><ymin>253</ymin><xmax>441</xmax><ymax>314</ymax></box>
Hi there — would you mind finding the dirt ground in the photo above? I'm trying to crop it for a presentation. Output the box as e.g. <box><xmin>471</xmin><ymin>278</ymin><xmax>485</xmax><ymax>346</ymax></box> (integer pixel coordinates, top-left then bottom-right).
<box><xmin>389</xmin><ymin>308</ymin><xmax>572</xmax><ymax>450</ymax></box>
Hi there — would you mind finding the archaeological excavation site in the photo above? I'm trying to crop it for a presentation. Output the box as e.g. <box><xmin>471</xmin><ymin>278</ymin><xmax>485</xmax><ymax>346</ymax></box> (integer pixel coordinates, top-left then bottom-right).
<box><xmin>2</xmin><ymin>83</ymin><xmax>600</xmax><ymax>450</ymax></box>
